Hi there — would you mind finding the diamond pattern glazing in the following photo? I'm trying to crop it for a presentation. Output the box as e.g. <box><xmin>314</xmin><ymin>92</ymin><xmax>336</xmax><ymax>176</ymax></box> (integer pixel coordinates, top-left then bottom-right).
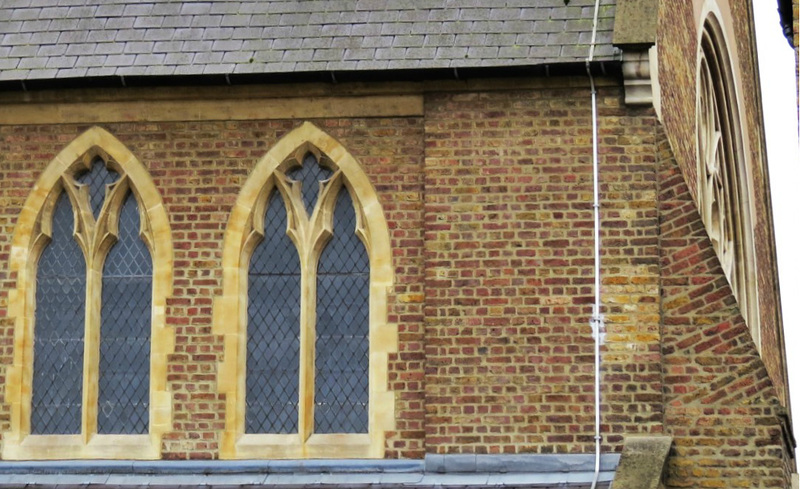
<box><xmin>99</xmin><ymin>191</ymin><xmax>152</xmax><ymax>434</ymax></box>
<box><xmin>286</xmin><ymin>153</ymin><xmax>333</xmax><ymax>216</ymax></box>
<box><xmin>32</xmin><ymin>191</ymin><xmax>86</xmax><ymax>434</ymax></box>
<box><xmin>246</xmin><ymin>190</ymin><xmax>301</xmax><ymax>434</ymax></box>
<box><xmin>77</xmin><ymin>158</ymin><xmax>119</xmax><ymax>219</ymax></box>
<box><xmin>315</xmin><ymin>189</ymin><xmax>369</xmax><ymax>434</ymax></box>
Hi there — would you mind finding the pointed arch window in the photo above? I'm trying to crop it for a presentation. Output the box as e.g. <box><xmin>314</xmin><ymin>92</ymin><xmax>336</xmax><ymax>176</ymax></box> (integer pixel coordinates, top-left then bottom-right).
<box><xmin>696</xmin><ymin>14</ymin><xmax>760</xmax><ymax>348</ymax></box>
<box><xmin>4</xmin><ymin>127</ymin><xmax>173</xmax><ymax>459</ymax></box>
<box><xmin>216</xmin><ymin>122</ymin><xmax>396</xmax><ymax>459</ymax></box>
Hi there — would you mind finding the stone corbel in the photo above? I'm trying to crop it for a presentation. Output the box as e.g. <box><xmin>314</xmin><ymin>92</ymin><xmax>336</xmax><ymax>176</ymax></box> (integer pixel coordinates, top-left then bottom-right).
<box><xmin>612</xmin><ymin>0</ymin><xmax>660</xmax><ymax>111</ymax></box>
<box><xmin>621</xmin><ymin>47</ymin><xmax>657</xmax><ymax>107</ymax></box>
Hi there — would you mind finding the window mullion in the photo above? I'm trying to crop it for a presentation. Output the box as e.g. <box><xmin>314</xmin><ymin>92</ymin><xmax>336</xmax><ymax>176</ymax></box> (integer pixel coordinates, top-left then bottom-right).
<box><xmin>82</xmin><ymin>256</ymin><xmax>102</xmax><ymax>442</ymax></box>
<box><xmin>298</xmin><ymin>248</ymin><xmax>318</xmax><ymax>444</ymax></box>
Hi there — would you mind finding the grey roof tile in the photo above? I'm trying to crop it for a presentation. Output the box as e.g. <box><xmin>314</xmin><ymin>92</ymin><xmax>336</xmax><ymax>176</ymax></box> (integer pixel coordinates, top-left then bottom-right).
<box><xmin>105</xmin><ymin>54</ymin><xmax>136</xmax><ymax>66</ymax></box>
<box><xmin>192</xmin><ymin>15</ymin><xmax>223</xmax><ymax>28</ymax></box>
<box><xmin>74</xmin><ymin>55</ymin><xmax>108</xmax><ymax>67</ymax></box>
<box><xmin>0</xmin><ymin>20</ymin><xmax>24</xmax><ymax>34</ymax></box>
<box><xmin>37</xmin><ymin>44</ymin><xmax>68</xmax><ymax>56</ymax></box>
<box><xmin>66</xmin><ymin>5</ymin><xmax>97</xmax><ymax>18</ymax></box>
<box><xmin>9</xmin><ymin>44</ymin><xmax>38</xmax><ymax>57</ymax></box>
<box><xmin>220</xmin><ymin>14</ymin><xmax>253</xmax><ymax>26</ymax></box>
<box><xmin>181</xmin><ymin>2</ymin><xmax>213</xmax><ymax>15</ymax></box>
<box><xmin>360</xmin><ymin>36</ymin><xmax>393</xmax><ymax>49</ymax></box>
<box><xmin>144</xmin><ymin>28</ymin><xmax>175</xmax><ymax>41</ymax></box>
<box><xmin>87</xmin><ymin>30</ymin><xmax>117</xmax><ymax>42</ymax></box>
<box><xmin>0</xmin><ymin>69</ymin><xmax>30</xmax><ymax>80</ymax></box>
<box><xmin>231</xmin><ymin>27</ymin><xmax>265</xmax><ymax>39</ymax></box>
<box><xmin>1</xmin><ymin>32</ymin><xmax>33</xmax><ymax>45</ymax></box>
<box><xmin>57</xmin><ymin>30</ymin><xmax>89</xmax><ymax>44</ymax></box>
<box><xmin>194</xmin><ymin>51</ymin><xmax>224</xmax><ymax>64</ymax></box>
<box><xmin>134</xmin><ymin>53</ymin><xmax>166</xmax><ymax>66</ymax></box>
<box><xmin>145</xmin><ymin>64</ymin><xmax>178</xmax><ymax>76</ymax></box>
<box><xmin>105</xmin><ymin>17</ymin><xmax>135</xmax><ymax>29</ymax></box>
<box><xmin>29</xmin><ymin>31</ymin><xmax>61</xmax><ymax>45</ymax></box>
<box><xmin>65</xmin><ymin>43</ymin><xmax>97</xmax><ymax>56</ymax></box>
<box><xmin>212</xmin><ymin>39</ymin><xmax>244</xmax><ymax>51</ymax></box>
<box><xmin>161</xmin><ymin>15</ymin><xmax>194</xmax><ymax>28</ymax></box>
<box><xmin>76</xmin><ymin>17</ymin><xmax>108</xmax><ymax>30</ymax></box>
<box><xmin>375</xmin><ymin>47</ymin><xmax>407</xmax><ymax>60</ymax></box>
<box><xmin>18</xmin><ymin>56</ymin><xmax>49</xmax><ymax>69</ymax></box>
<box><xmin>85</xmin><ymin>66</ymin><xmax>117</xmax><ymax>77</ymax></box>
<box><xmin>135</xmin><ymin>17</ymin><xmax>165</xmax><ymax>29</ymax></box>
<box><xmin>153</xmin><ymin>41</ymin><xmax>184</xmax><ymax>53</ymax></box>
<box><xmin>164</xmin><ymin>52</ymin><xmax>195</xmax><ymax>64</ymax></box>
<box><xmin>56</xmin><ymin>66</ymin><xmax>87</xmax><ymax>78</ymax></box>
<box><xmin>123</xmin><ymin>41</ymin><xmax>155</xmax><ymax>54</ymax></box>
<box><xmin>221</xmin><ymin>50</ymin><xmax>255</xmax><ymax>63</ymax></box>
<box><xmin>11</xmin><ymin>8</ymin><xmax>41</xmax><ymax>21</ymax></box>
<box><xmin>282</xmin><ymin>48</ymin><xmax>313</xmax><ymax>62</ymax></box>
<box><xmin>0</xmin><ymin>0</ymin><xmax>618</xmax><ymax>81</ymax></box>
<box><xmin>94</xmin><ymin>42</ymin><xmax>125</xmax><ymax>55</ymax></box>
<box><xmin>393</xmin><ymin>35</ymin><xmax>424</xmax><ymax>48</ymax></box>
<box><xmin>123</xmin><ymin>3</ymin><xmax>153</xmax><ymax>16</ymax></box>
<box><xmin>0</xmin><ymin>57</ymin><xmax>20</xmax><ymax>70</ymax></box>
<box><xmin>405</xmin><ymin>47</ymin><xmax>436</xmax><ymax>59</ymax></box>
<box><xmin>20</xmin><ymin>19</ymin><xmax>51</xmax><ymax>33</ymax></box>
<box><xmin>151</xmin><ymin>3</ymin><xmax>182</xmax><ymax>16</ymax></box>
<box><xmin>173</xmin><ymin>28</ymin><xmax>205</xmax><ymax>41</ymax></box>
<box><xmin>95</xmin><ymin>4</ymin><xmax>125</xmax><ymax>17</ymax></box>
<box><xmin>311</xmin><ymin>48</ymin><xmax>345</xmax><ymax>62</ymax></box>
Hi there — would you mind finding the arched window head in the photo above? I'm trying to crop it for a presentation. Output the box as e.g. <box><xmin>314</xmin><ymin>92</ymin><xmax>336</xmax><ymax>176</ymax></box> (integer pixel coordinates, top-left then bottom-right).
<box><xmin>4</xmin><ymin>127</ymin><xmax>173</xmax><ymax>459</ymax></box>
<box><xmin>215</xmin><ymin>122</ymin><xmax>396</xmax><ymax>459</ymax></box>
<box><xmin>696</xmin><ymin>14</ymin><xmax>760</xmax><ymax>349</ymax></box>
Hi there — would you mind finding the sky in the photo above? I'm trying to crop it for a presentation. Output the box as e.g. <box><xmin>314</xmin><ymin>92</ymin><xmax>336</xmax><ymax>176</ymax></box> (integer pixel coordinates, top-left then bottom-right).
<box><xmin>752</xmin><ymin>3</ymin><xmax>800</xmax><ymax>444</ymax></box>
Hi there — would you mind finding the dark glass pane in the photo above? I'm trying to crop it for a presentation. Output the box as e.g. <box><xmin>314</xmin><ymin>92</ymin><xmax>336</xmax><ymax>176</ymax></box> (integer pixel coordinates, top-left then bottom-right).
<box><xmin>32</xmin><ymin>191</ymin><xmax>85</xmax><ymax>434</ymax></box>
<box><xmin>315</xmin><ymin>189</ymin><xmax>369</xmax><ymax>434</ymax></box>
<box><xmin>98</xmin><ymin>191</ymin><xmax>152</xmax><ymax>434</ymax></box>
<box><xmin>286</xmin><ymin>153</ymin><xmax>333</xmax><ymax>216</ymax></box>
<box><xmin>77</xmin><ymin>158</ymin><xmax>119</xmax><ymax>218</ymax></box>
<box><xmin>246</xmin><ymin>190</ymin><xmax>301</xmax><ymax>433</ymax></box>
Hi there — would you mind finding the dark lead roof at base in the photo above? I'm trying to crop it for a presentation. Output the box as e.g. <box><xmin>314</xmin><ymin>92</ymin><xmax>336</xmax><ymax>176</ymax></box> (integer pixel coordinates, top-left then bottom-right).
<box><xmin>0</xmin><ymin>0</ymin><xmax>618</xmax><ymax>82</ymax></box>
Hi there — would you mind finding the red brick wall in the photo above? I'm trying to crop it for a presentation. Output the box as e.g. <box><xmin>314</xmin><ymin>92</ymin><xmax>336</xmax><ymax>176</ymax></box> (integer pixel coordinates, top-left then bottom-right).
<box><xmin>422</xmin><ymin>86</ymin><xmax>663</xmax><ymax>454</ymax></box>
<box><xmin>657</xmin><ymin>127</ymin><xmax>792</xmax><ymax>488</ymax></box>
<box><xmin>0</xmin><ymin>76</ymin><xmax>792</xmax><ymax>484</ymax></box>
<box><xmin>0</xmin><ymin>118</ymin><xmax>426</xmax><ymax>459</ymax></box>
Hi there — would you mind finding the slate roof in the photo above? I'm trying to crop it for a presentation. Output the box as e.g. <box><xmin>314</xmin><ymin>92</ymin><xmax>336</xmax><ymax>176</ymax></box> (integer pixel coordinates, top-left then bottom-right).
<box><xmin>0</xmin><ymin>0</ymin><xmax>618</xmax><ymax>82</ymax></box>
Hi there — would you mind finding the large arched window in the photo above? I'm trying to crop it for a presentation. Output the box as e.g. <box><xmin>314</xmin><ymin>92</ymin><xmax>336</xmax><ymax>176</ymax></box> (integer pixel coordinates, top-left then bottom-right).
<box><xmin>4</xmin><ymin>127</ymin><xmax>173</xmax><ymax>459</ymax></box>
<box><xmin>696</xmin><ymin>13</ymin><xmax>760</xmax><ymax>348</ymax></box>
<box><xmin>215</xmin><ymin>122</ymin><xmax>396</xmax><ymax>459</ymax></box>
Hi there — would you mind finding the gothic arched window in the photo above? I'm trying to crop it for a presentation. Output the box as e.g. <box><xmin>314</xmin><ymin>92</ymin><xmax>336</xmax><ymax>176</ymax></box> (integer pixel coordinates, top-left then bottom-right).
<box><xmin>4</xmin><ymin>127</ymin><xmax>173</xmax><ymax>459</ymax></box>
<box><xmin>696</xmin><ymin>14</ymin><xmax>760</xmax><ymax>348</ymax></box>
<box><xmin>216</xmin><ymin>122</ymin><xmax>396</xmax><ymax>459</ymax></box>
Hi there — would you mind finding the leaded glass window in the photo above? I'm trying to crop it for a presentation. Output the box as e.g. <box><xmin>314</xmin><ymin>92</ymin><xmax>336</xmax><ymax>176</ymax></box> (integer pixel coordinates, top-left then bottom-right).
<box><xmin>315</xmin><ymin>189</ymin><xmax>369</xmax><ymax>434</ymax></box>
<box><xmin>98</xmin><ymin>191</ymin><xmax>152</xmax><ymax>434</ymax></box>
<box><xmin>32</xmin><ymin>192</ymin><xmax>86</xmax><ymax>435</ymax></box>
<box><xmin>30</xmin><ymin>158</ymin><xmax>155</xmax><ymax>437</ymax></box>
<box><xmin>246</xmin><ymin>191</ymin><xmax>301</xmax><ymax>434</ymax></box>
<box><xmin>246</xmin><ymin>152</ymin><xmax>370</xmax><ymax>437</ymax></box>
<box><xmin>219</xmin><ymin>123</ymin><xmax>395</xmax><ymax>459</ymax></box>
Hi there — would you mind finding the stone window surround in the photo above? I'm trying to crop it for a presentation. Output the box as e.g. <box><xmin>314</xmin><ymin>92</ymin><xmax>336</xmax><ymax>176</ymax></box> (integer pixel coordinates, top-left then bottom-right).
<box><xmin>215</xmin><ymin>122</ymin><xmax>397</xmax><ymax>459</ymax></box>
<box><xmin>3</xmin><ymin>127</ymin><xmax>174</xmax><ymax>460</ymax></box>
<box><xmin>695</xmin><ymin>9</ymin><xmax>760</xmax><ymax>349</ymax></box>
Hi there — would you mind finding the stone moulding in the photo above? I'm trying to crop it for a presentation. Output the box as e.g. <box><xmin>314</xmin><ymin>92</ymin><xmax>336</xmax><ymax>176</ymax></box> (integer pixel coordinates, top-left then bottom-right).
<box><xmin>214</xmin><ymin>121</ymin><xmax>397</xmax><ymax>459</ymax></box>
<box><xmin>3</xmin><ymin>126</ymin><xmax>174</xmax><ymax>460</ymax></box>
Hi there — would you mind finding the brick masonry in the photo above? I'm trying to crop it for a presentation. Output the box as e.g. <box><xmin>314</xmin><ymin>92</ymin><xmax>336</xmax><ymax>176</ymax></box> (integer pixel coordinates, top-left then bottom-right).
<box><xmin>657</xmin><ymin>126</ymin><xmax>792</xmax><ymax>487</ymax></box>
<box><xmin>0</xmin><ymin>80</ymin><xmax>792</xmax><ymax>487</ymax></box>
